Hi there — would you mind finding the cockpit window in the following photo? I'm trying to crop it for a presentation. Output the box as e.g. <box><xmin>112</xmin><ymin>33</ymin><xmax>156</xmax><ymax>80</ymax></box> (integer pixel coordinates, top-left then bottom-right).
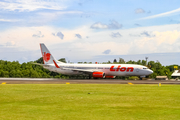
<box><xmin>143</xmin><ymin>68</ymin><xmax>147</xmax><ymax>69</ymax></box>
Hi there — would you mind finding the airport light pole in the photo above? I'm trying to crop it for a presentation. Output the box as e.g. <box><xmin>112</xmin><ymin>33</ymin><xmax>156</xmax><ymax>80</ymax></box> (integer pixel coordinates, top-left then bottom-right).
<box><xmin>145</xmin><ymin>57</ymin><xmax>148</xmax><ymax>66</ymax></box>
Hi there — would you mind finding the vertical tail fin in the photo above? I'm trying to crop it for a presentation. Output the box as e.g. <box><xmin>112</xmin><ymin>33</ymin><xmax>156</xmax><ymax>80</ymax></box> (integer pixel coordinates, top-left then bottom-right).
<box><xmin>40</xmin><ymin>43</ymin><xmax>63</xmax><ymax>65</ymax></box>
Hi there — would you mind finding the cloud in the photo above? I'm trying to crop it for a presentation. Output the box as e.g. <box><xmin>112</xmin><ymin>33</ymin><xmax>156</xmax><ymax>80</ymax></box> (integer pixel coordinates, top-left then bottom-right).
<box><xmin>56</xmin><ymin>32</ymin><xmax>64</xmax><ymax>39</ymax></box>
<box><xmin>135</xmin><ymin>8</ymin><xmax>145</xmax><ymax>14</ymax></box>
<box><xmin>75</xmin><ymin>34</ymin><xmax>82</xmax><ymax>39</ymax></box>
<box><xmin>129</xmin><ymin>31</ymin><xmax>155</xmax><ymax>37</ymax></box>
<box><xmin>153</xmin><ymin>30</ymin><xmax>180</xmax><ymax>45</ymax></box>
<box><xmin>140</xmin><ymin>31</ymin><xmax>155</xmax><ymax>37</ymax></box>
<box><xmin>52</xmin><ymin>32</ymin><xmax>64</xmax><ymax>39</ymax></box>
<box><xmin>129</xmin><ymin>34</ymin><xmax>140</xmax><ymax>37</ymax></box>
<box><xmin>38</xmin><ymin>11</ymin><xmax>83</xmax><ymax>17</ymax></box>
<box><xmin>0</xmin><ymin>45</ymin><xmax>39</xmax><ymax>63</ymax></box>
<box><xmin>6</xmin><ymin>41</ymin><xmax>16</xmax><ymax>46</ymax></box>
<box><xmin>2</xmin><ymin>24</ymin><xmax>180</xmax><ymax>63</ymax></box>
<box><xmin>80</xmin><ymin>14</ymin><xmax>91</xmax><ymax>18</ymax></box>
<box><xmin>0</xmin><ymin>19</ymin><xmax>21</xmax><ymax>22</ymax></box>
<box><xmin>91</xmin><ymin>20</ymin><xmax>122</xmax><ymax>29</ymax></box>
<box><xmin>108</xmin><ymin>20</ymin><xmax>123</xmax><ymax>29</ymax></box>
<box><xmin>78</xmin><ymin>0</ymin><xmax>93</xmax><ymax>6</ymax></box>
<box><xmin>25</xmin><ymin>11</ymin><xmax>83</xmax><ymax>26</ymax></box>
<box><xmin>90</xmin><ymin>22</ymin><xmax>108</xmax><ymax>29</ymax></box>
<box><xmin>102</xmin><ymin>49</ymin><xmax>111</xmax><ymax>54</ymax></box>
<box><xmin>134</xmin><ymin>23</ymin><xmax>141</xmax><ymax>26</ymax></box>
<box><xmin>111</xmin><ymin>32</ymin><xmax>122</xmax><ymax>38</ymax></box>
<box><xmin>140</xmin><ymin>7</ymin><xmax>180</xmax><ymax>20</ymax></box>
<box><xmin>0</xmin><ymin>0</ymin><xmax>67</xmax><ymax>12</ymax></box>
<box><xmin>32</xmin><ymin>31</ymin><xmax>44</xmax><ymax>38</ymax></box>
<box><xmin>128</xmin><ymin>30</ymin><xmax>180</xmax><ymax>55</ymax></box>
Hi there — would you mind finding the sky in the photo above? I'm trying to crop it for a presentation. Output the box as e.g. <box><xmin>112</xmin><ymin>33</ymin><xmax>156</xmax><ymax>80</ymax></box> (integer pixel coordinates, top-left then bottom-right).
<box><xmin>1</xmin><ymin>0</ymin><xmax>180</xmax><ymax>65</ymax></box>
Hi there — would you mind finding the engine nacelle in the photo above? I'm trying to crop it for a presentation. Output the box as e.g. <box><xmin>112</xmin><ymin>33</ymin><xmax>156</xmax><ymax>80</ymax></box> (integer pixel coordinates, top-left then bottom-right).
<box><xmin>93</xmin><ymin>72</ymin><xmax>105</xmax><ymax>78</ymax></box>
<box><xmin>105</xmin><ymin>76</ymin><xmax>116</xmax><ymax>79</ymax></box>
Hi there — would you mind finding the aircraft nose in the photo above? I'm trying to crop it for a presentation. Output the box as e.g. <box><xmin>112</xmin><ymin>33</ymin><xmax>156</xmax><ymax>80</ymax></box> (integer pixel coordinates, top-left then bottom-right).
<box><xmin>147</xmin><ymin>69</ymin><xmax>153</xmax><ymax>75</ymax></box>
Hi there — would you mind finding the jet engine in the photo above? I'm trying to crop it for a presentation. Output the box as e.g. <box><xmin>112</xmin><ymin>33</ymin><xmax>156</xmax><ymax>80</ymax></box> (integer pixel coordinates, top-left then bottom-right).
<box><xmin>92</xmin><ymin>72</ymin><xmax>105</xmax><ymax>78</ymax></box>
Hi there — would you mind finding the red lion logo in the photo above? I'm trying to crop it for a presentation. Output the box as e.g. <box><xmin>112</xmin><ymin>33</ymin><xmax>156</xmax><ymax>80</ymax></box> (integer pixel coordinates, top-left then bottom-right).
<box><xmin>43</xmin><ymin>52</ymin><xmax>51</xmax><ymax>62</ymax></box>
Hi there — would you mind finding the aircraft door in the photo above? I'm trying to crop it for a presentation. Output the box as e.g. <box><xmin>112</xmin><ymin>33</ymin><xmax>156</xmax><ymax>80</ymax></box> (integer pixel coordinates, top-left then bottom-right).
<box><xmin>136</xmin><ymin>68</ymin><xmax>139</xmax><ymax>72</ymax></box>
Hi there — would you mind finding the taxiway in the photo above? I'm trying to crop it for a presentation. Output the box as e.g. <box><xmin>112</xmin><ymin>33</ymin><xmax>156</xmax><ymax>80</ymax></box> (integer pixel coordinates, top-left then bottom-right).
<box><xmin>0</xmin><ymin>78</ymin><xmax>180</xmax><ymax>84</ymax></box>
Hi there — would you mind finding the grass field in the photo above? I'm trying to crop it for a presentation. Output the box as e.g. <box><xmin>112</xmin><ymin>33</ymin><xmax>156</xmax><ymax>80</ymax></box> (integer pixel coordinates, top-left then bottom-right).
<box><xmin>0</xmin><ymin>84</ymin><xmax>180</xmax><ymax>120</ymax></box>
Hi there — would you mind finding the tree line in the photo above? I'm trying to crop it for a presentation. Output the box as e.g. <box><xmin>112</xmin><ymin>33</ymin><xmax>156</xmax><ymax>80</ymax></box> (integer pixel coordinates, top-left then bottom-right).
<box><xmin>0</xmin><ymin>57</ymin><xmax>178</xmax><ymax>79</ymax></box>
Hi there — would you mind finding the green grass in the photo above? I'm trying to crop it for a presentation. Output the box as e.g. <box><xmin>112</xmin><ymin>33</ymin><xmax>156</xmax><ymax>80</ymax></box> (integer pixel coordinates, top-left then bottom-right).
<box><xmin>0</xmin><ymin>84</ymin><xmax>180</xmax><ymax>120</ymax></box>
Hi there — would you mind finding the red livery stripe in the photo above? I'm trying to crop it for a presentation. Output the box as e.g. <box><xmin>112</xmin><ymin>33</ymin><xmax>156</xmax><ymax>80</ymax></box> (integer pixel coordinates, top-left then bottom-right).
<box><xmin>53</xmin><ymin>60</ymin><xmax>60</xmax><ymax>68</ymax></box>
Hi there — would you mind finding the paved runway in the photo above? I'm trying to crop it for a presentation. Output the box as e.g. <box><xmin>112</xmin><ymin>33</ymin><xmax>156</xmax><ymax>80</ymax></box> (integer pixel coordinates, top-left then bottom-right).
<box><xmin>0</xmin><ymin>78</ymin><xmax>180</xmax><ymax>84</ymax></box>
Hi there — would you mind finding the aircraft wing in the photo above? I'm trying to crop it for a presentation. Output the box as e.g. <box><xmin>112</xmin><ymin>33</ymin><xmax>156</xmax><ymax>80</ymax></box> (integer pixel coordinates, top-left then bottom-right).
<box><xmin>31</xmin><ymin>63</ymin><xmax>52</xmax><ymax>68</ymax></box>
<box><xmin>32</xmin><ymin>63</ymin><xmax>101</xmax><ymax>74</ymax></box>
<box><xmin>62</xmin><ymin>68</ymin><xmax>99</xmax><ymax>74</ymax></box>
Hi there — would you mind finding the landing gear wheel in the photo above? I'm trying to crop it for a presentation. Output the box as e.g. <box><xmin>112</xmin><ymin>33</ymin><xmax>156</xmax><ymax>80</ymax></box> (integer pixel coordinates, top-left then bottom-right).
<box><xmin>88</xmin><ymin>75</ymin><xmax>92</xmax><ymax>79</ymax></box>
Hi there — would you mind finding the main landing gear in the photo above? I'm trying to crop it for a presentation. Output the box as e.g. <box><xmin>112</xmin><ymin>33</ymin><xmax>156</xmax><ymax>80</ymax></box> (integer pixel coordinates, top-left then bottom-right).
<box><xmin>88</xmin><ymin>75</ymin><xmax>92</xmax><ymax>79</ymax></box>
<box><xmin>139</xmin><ymin>76</ymin><xmax>146</xmax><ymax>80</ymax></box>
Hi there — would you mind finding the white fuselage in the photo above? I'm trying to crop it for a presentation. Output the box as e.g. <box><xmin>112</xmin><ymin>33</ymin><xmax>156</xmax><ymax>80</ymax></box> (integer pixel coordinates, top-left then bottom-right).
<box><xmin>39</xmin><ymin>43</ymin><xmax>153</xmax><ymax>78</ymax></box>
<box><xmin>44</xmin><ymin>63</ymin><xmax>153</xmax><ymax>77</ymax></box>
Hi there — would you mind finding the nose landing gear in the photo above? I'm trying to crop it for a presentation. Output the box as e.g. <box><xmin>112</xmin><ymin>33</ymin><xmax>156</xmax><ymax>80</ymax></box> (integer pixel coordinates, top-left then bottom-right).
<box><xmin>139</xmin><ymin>76</ymin><xmax>146</xmax><ymax>80</ymax></box>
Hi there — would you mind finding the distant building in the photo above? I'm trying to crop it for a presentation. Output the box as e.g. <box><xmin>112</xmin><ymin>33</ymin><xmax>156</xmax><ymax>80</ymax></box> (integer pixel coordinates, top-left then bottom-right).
<box><xmin>171</xmin><ymin>70</ymin><xmax>180</xmax><ymax>79</ymax></box>
<box><xmin>156</xmin><ymin>76</ymin><xmax>168</xmax><ymax>80</ymax></box>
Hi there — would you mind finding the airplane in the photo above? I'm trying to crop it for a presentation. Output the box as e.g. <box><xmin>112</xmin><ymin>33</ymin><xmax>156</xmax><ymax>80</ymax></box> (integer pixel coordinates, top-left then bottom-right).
<box><xmin>38</xmin><ymin>43</ymin><xmax>153</xmax><ymax>79</ymax></box>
